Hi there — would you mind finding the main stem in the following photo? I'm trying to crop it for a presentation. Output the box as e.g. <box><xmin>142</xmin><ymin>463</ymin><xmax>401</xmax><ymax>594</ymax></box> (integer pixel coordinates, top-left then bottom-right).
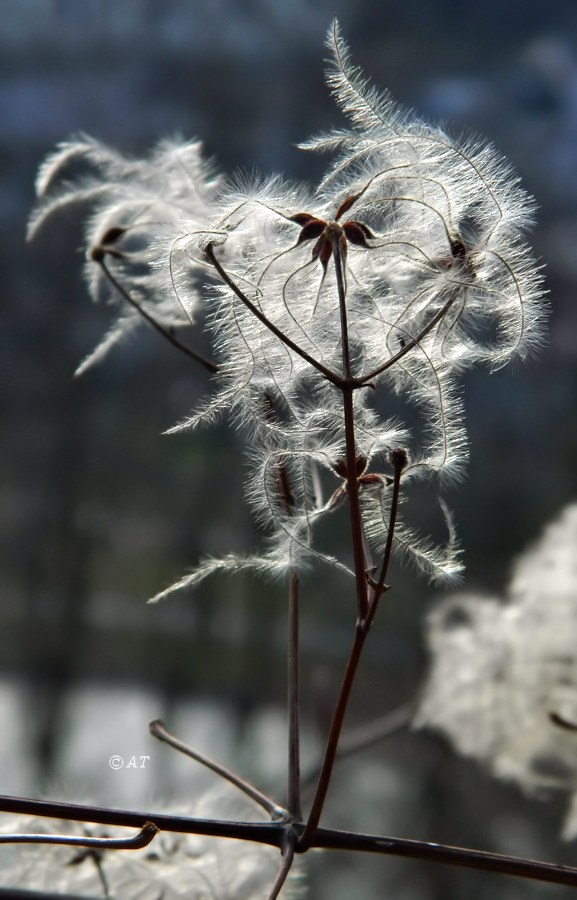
<box><xmin>262</xmin><ymin>389</ymin><xmax>303</xmax><ymax>823</ymax></box>
<box><xmin>299</xmin><ymin>234</ymin><xmax>373</xmax><ymax>848</ymax></box>
<box><xmin>332</xmin><ymin>238</ymin><xmax>369</xmax><ymax>622</ymax></box>
<box><xmin>299</xmin><ymin>624</ymin><xmax>368</xmax><ymax>849</ymax></box>
<box><xmin>287</xmin><ymin>570</ymin><xmax>302</xmax><ymax>820</ymax></box>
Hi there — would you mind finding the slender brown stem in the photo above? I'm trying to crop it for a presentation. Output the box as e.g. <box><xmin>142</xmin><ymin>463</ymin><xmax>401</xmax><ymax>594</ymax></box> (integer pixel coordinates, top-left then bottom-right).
<box><xmin>299</xmin><ymin>238</ymin><xmax>382</xmax><ymax>847</ymax></box>
<box><xmin>299</xmin><ymin>625</ymin><xmax>367</xmax><ymax>849</ymax></box>
<box><xmin>299</xmin><ymin>450</ymin><xmax>406</xmax><ymax>841</ymax></box>
<box><xmin>267</xmin><ymin>837</ymin><xmax>297</xmax><ymax>900</ymax></box>
<box><xmin>149</xmin><ymin>719</ymin><xmax>284</xmax><ymax>818</ymax></box>
<box><xmin>98</xmin><ymin>258</ymin><xmax>218</xmax><ymax>373</ymax></box>
<box><xmin>365</xmin><ymin>450</ymin><xmax>405</xmax><ymax>628</ymax></box>
<box><xmin>342</xmin><ymin>385</ymin><xmax>370</xmax><ymax>622</ymax></box>
<box><xmin>287</xmin><ymin>571</ymin><xmax>302</xmax><ymax>820</ymax></box>
<box><xmin>331</xmin><ymin>237</ymin><xmax>370</xmax><ymax>621</ymax></box>
<box><xmin>205</xmin><ymin>243</ymin><xmax>343</xmax><ymax>387</ymax></box>
<box><xmin>301</xmin><ymin>701</ymin><xmax>414</xmax><ymax>789</ymax></box>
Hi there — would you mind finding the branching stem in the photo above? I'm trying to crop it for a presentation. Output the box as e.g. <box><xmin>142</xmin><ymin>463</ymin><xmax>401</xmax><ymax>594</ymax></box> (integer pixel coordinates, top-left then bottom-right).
<box><xmin>149</xmin><ymin>720</ymin><xmax>283</xmax><ymax>819</ymax></box>
<box><xmin>300</xmin><ymin>235</ymin><xmax>409</xmax><ymax>850</ymax></box>
<box><xmin>332</xmin><ymin>236</ymin><xmax>370</xmax><ymax>622</ymax></box>
<box><xmin>205</xmin><ymin>243</ymin><xmax>343</xmax><ymax>387</ymax></box>
<box><xmin>357</xmin><ymin>293</ymin><xmax>456</xmax><ymax>385</ymax></box>
<box><xmin>301</xmin><ymin>701</ymin><xmax>414</xmax><ymax>789</ymax></box>
<box><xmin>3</xmin><ymin>795</ymin><xmax>577</xmax><ymax>889</ymax></box>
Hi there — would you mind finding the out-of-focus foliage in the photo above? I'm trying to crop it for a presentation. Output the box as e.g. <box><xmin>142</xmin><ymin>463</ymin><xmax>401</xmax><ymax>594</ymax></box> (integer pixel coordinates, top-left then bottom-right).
<box><xmin>418</xmin><ymin>504</ymin><xmax>577</xmax><ymax>839</ymax></box>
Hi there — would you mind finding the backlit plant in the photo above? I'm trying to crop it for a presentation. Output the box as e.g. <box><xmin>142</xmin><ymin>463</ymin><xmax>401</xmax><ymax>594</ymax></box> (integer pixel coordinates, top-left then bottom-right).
<box><xmin>1</xmin><ymin>20</ymin><xmax>562</xmax><ymax>900</ymax></box>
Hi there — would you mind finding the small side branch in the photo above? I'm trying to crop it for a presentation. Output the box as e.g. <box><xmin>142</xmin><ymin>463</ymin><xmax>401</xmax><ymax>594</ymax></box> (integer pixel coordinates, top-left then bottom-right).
<box><xmin>356</xmin><ymin>294</ymin><xmax>455</xmax><ymax>386</ymax></box>
<box><xmin>98</xmin><ymin>258</ymin><xmax>218</xmax><ymax>373</ymax></box>
<box><xmin>0</xmin><ymin>822</ymin><xmax>158</xmax><ymax>850</ymax></box>
<box><xmin>205</xmin><ymin>243</ymin><xmax>343</xmax><ymax>387</ymax></box>
<box><xmin>0</xmin><ymin>794</ymin><xmax>284</xmax><ymax>846</ymax></box>
<box><xmin>149</xmin><ymin>719</ymin><xmax>284</xmax><ymax>819</ymax></box>
<box><xmin>365</xmin><ymin>448</ymin><xmax>406</xmax><ymax>628</ymax></box>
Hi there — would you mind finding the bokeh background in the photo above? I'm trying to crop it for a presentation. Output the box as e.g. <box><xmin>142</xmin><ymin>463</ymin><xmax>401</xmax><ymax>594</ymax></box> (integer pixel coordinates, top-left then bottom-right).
<box><xmin>2</xmin><ymin>1</ymin><xmax>577</xmax><ymax>897</ymax></box>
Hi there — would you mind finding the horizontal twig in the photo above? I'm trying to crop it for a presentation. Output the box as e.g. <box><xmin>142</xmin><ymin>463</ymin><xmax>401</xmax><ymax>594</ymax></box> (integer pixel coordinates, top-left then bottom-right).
<box><xmin>311</xmin><ymin>826</ymin><xmax>577</xmax><ymax>888</ymax></box>
<box><xmin>0</xmin><ymin>794</ymin><xmax>282</xmax><ymax>847</ymax></box>
<box><xmin>0</xmin><ymin>822</ymin><xmax>158</xmax><ymax>850</ymax></box>
<box><xmin>2</xmin><ymin>794</ymin><xmax>577</xmax><ymax>888</ymax></box>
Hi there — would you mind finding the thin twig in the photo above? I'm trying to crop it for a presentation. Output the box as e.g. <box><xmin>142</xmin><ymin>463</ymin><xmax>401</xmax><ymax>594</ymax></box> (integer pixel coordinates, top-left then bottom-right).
<box><xmin>332</xmin><ymin>235</ymin><xmax>352</xmax><ymax>381</ymax></box>
<box><xmin>98</xmin><ymin>258</ymin><xmax>218</xmax><ymax>373</ymax></box>
<box><xmin>287</xmin><ymin>571</ymin><xmax>302</xmax><ymax>820</ymax></box>
<box><xmin>301</xmin><ymin>701</ymin><xmax>414</xmax><ymax>790</ymax></box>
<box><xmin>149</xmin><ymin>719</ymin><xmax>284</xmax><ymax>818</ymax></box>
<box><xmin>267</xmin><ymin>837</ymin><xmax>297</xmax><ymax>900</ymax></box>
<box><xmin>549</xmin><ymin>711</ymin><xmax>577</xmax><ymax>732</ymax></box>
<box><xmin>309</xmin><ymin>826</ymin><xmax>577</xmax><ymax>888</ymax></box>
<box><xmin>364</xmin><ymin>449</ymin><xmax>405</xmax><ymax>628</ymax></box>
<box><xmin>0</xmin><ymin>822</ymin><xmax>158</xmax><ymax>850</ymax></box>
<box><xmin>342</xmin><ymin>384</ymin><xmax>369</xmax><ymax>622</ymax></box>
<box><xmin>0</xmin><ymin>794</ymin><xmax>283</xmax><ymax>844</ymax></box>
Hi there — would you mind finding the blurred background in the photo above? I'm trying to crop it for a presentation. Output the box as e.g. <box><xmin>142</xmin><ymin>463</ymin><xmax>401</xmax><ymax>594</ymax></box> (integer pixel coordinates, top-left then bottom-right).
<box><xmin>2</xmin><ymin>0</ymin><xmax>577</xmax><ymax>897</ymax></box>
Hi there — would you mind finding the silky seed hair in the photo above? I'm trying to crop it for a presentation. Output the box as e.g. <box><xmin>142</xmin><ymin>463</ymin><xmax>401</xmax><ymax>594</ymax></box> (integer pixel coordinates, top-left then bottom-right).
<box><xmin>30</xmin><ymin>20</ymin><xmax>547</xmax><ymax>599</ymax></box>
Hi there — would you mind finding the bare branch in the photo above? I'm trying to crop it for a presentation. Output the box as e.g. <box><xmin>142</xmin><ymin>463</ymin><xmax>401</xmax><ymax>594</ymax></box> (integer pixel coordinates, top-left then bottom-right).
<box><xmin>149</xmin><ymin>719</ymin><xmax>284</xmax><ymax>819</ymax></box>
<box><xmin>0</xmin><ymin>822</ymin><xmax>158</xmax><ymax>851</ymax></box>
<box><xmin>3</xmin><ymin>794</ymin><xmax>577</xmax><ymax>889</ymax></box>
